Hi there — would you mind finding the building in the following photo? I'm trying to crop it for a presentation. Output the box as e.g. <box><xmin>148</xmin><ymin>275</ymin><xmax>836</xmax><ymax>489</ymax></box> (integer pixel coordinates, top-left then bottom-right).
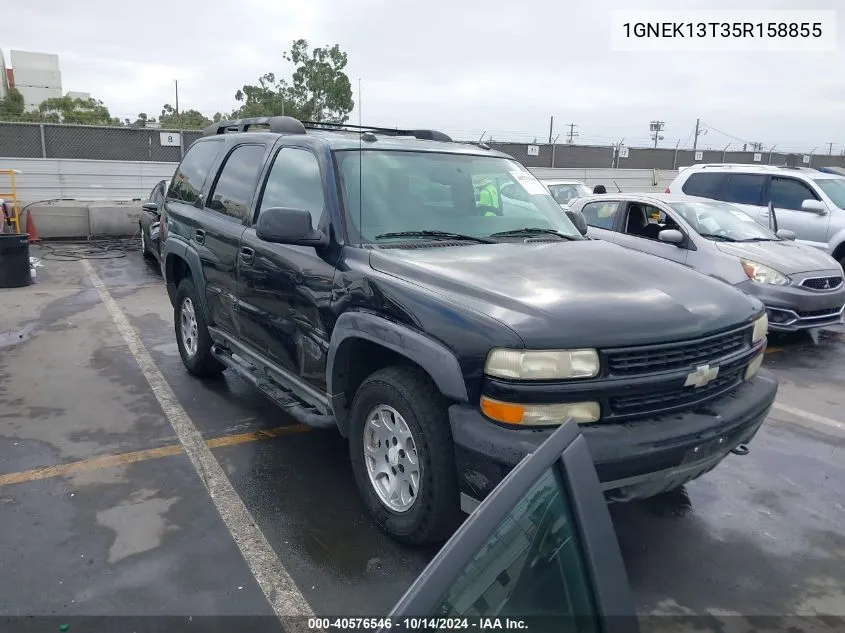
<box><xmin>0</xmin><ymin>49</ymin><xmax>8</xmax><ymax>100</ymax></box>
<box><xmin>9</xmin><ymin>50</ymin><xmax>63</xmax><ymax>111</ymax></box>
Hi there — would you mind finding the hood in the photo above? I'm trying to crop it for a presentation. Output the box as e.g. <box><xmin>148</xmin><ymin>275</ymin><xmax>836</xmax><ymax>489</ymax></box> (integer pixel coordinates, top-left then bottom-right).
<box><xmin>714</xmin><ymin>240</ymin><xmax>839</xmax><ymax>275</ymax></box>
<box><xmin>369</xmin><ymin>240</ymin><xmax>763</xmax><ymax>349</ymax></box>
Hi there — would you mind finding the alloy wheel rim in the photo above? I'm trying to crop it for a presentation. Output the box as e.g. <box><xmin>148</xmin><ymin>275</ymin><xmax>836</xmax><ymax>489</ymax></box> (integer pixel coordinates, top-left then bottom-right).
<box><xmin>363</xmin><ymin>404</ymin><xmax>420</xmax><ymax>513</ymax></box>
<box><xmin>180</xmin><ymin>297</ymin><xmax>198</xmax><ymax>357</ymax></box>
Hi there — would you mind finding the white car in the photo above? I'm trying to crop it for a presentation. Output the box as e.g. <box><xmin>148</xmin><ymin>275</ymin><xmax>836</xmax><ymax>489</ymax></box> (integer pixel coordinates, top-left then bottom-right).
<box><xmin>540</xmin><ymin>179</ymin><xmax>594</xmax><ymax>209</ymax></box>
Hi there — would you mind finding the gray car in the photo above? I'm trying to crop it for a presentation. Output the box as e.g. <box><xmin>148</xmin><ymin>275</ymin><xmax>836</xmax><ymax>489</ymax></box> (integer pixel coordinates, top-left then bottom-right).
<box><xmin>570</xmin><ymin>192</ymin><xmax>845</xmax><ymax>332</ymax></box>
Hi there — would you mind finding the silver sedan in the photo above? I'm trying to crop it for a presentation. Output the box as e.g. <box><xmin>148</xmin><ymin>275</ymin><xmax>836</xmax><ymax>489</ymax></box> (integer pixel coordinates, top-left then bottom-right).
<box><xmin>568</xmin><ymin>192</ymin><xmax>845</xmax><ymax>332</ymax></box>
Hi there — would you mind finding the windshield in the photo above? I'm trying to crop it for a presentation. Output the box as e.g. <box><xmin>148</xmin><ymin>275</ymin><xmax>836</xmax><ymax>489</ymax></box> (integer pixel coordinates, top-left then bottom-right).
<box><xmin>667</xmin><ymin>200</ymin><xmax>778</xmax><ymax>241</ymax></box>
<box><xmin>335</xmin><ymin>150</ymin><xmax>582</xmax><ymax>243</ymax></box>
<box><xmin>813</xmin><ymin>178</ymin><xmax>845</xmax><ymax>209</ymax></box>
<box><xmin>547</xmin><ymin>183</ymin><xmax>593</xmax><ymax>205</ymax></box>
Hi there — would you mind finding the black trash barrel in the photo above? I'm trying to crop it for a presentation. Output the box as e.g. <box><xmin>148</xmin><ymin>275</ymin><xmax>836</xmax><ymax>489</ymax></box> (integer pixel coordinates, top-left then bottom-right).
<box><xmin>0</xmin><ymin>233</ymin><xmax>31</xmax><ymax>288</ymax></box>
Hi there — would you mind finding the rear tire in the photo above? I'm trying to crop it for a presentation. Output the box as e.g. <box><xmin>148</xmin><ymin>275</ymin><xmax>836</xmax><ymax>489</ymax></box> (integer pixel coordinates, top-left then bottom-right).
<box><xmin>140</xmin><ymin>223</ymin><xmax>151</xmax><ymax>259</ymax></box>
<box><xmin>349</xmin><ymin>366</ymin><xmax>461</xmax><ymax>546</ymax></box>
<box><xmin>174</xmin><ymin>278</ymin><xmax>224</xmax><ymax>378</ymax></box>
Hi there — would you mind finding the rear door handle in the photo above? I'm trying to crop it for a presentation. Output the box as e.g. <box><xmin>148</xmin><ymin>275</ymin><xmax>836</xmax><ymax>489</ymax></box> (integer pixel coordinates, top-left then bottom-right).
<box><xmin>240</xmin><ymin>247</ymin><xmax>255</xmax><ymax>265</ymax></box>
<box><xmin>194</xmin><ymin>229</ymin><xmax>206</xmax><ymax>245</ymax></box>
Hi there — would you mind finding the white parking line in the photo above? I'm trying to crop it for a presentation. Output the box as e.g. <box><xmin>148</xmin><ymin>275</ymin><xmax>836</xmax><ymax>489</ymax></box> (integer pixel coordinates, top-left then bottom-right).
<box><xmin>773</xmin><ymin>401</ymin><xmax>845</xmax><ymax>433</ymax></box>
<box><xmin>81</xmin><ymin>261</ymin><xmax>313</xmax><ymax>623</ymax></box>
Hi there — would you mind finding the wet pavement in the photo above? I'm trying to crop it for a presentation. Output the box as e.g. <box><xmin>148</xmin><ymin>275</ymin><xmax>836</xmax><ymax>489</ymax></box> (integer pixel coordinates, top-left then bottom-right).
<box><xmin>1</xmin><ymin>244</ymin><xmax>843</xmax><ymax>621</ymax></box>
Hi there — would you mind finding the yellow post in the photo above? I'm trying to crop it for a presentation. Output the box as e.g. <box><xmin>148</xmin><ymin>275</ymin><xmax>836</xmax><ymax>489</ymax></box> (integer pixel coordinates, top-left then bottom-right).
<box><xmin>0</xmin><ymin>169</ymin><xmax>21</xmax><ymax>234</ymax></box>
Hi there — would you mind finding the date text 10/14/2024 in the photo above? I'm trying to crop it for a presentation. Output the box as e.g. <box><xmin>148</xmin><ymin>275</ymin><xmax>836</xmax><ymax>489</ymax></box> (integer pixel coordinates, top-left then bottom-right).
<box><xmin>308</xmin><ymin>618</ymin><xmax>530</xmax><ymax>631</ymax></box>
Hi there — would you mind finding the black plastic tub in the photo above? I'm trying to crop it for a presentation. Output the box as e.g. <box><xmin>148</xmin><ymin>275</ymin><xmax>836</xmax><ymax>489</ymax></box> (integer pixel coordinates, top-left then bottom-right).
<box><xmin>0</xmin><ymin>233</ymin><xmax>31</xmax><ymax>288</ymax></box>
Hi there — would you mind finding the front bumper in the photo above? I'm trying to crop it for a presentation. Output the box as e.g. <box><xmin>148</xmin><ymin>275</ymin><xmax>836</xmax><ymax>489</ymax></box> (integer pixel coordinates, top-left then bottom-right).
<box><xmin>449</xmin><ymin>372</ymin><xmax>778</xmax><ymax>505</ymax></box>
<box><xmin>737</xmin><ymin>278</ymin><xmax>845</xmax><ymax>331</ymax></box>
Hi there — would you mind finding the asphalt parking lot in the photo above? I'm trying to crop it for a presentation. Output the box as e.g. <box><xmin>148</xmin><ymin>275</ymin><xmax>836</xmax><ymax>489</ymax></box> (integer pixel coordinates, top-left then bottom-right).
<box><xmin>2</xmin><ymin>243</ymin><xmax>844</xmax><ymax>626</ymax></box>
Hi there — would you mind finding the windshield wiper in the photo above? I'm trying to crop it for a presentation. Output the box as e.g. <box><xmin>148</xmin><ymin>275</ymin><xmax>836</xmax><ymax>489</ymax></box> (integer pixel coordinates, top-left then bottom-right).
<box><xmin>698</xmin><ymin>233</ymin><xmax>738</xmax><ymax>242</ymax></box>
<box><xmin>488</xmin><ymin>227</ymin><xmax>578</xmax><ymax>240</ymax></box>
<box><xmin>374</xmin><ymin>230</ymin><xmax>497</xmax><ymax>244</ymax></box>
<box><xmin>736</xmin><ymin>237</ymin><xmax>776</xmax><ymax>242</ymax></box>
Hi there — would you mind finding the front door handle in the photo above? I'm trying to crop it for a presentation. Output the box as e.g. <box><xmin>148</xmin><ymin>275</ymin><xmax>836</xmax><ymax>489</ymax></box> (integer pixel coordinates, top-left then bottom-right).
<box><xmin>240</xmin><ymin>247</ymin><xmax>255</xmax><ymax>265</ymax></box>
<box><xmin>194</xmin><ymin>229</ymin><xmax>206</xmax><ymax>245</ymax></box>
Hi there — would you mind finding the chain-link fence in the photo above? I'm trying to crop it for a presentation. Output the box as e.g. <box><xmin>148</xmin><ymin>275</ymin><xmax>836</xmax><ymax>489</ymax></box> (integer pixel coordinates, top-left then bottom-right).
<box><xmin>2</xmin><ymin>120</ymin><xmax>845</xmax><ymax>170</ymax></box>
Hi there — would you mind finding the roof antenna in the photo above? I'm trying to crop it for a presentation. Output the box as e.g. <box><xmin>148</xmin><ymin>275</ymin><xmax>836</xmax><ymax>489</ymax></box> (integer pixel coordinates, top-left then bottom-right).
<box><xmin>358</xmin><ymin>78</ymin><xmax>363</xmax><ymax>247</ymax></box>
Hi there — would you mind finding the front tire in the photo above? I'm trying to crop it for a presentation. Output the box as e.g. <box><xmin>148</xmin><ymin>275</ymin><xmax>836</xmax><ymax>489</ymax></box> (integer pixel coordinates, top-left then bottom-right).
<box><xmin>174</xmin><ymin>278</ymin><xmax>224</xmax><ymax>378</ymax></box>
<box><xmin>349</xmin><ymin>366</ymin><xmax>461</xmax><ymax>546</ymax></box>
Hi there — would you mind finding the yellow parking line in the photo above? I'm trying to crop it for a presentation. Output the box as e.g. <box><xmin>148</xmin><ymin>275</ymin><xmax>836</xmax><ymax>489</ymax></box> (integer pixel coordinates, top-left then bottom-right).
<box><xmin>766</xmin><ymin>346</ymin><xmax>784</xmax><ymax>354</ymax></box>
<box><xmin>0</xmin><ymin>423</ymin><xmax>311</xmax><ymax>488</ymax></box>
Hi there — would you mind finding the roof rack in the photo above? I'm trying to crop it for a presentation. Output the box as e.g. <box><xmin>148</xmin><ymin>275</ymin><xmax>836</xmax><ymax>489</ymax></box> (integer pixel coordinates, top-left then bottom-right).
<box><xmin>202</xmin><ymin>116</ymin><xmax>306</xmax><ymax>137</ymax></box>
<box><xmin>201</xmin><ymin>115</ymin><xmax>453</xmax><ymax>143</ymax></box>
<box><xmin>299</xmin><ymin>120</ymin><xmax>453</xmax><ymax>142</ymax></box>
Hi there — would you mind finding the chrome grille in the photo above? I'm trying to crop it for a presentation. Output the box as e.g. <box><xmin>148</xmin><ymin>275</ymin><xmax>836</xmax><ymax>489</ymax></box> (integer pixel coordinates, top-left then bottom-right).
<box><xmin>603</xmin><ymin>326</ymin><xmax>751</xmax><ymax>377</ymax></box>
<box><xmin>801</xmin><ymin>276</ymin><xmax>843</xmax><ymax>291</ymax></box>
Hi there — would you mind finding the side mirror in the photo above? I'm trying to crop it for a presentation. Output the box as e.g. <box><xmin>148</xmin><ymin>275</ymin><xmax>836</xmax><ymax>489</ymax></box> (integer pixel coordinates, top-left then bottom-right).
<box><xmin>658</xmin><ymin>229</ymin><xmax>685</xmax><ymax>245</ymax></box>
<box><xmin>565</xmin><ymin>209</ymin><xmax>588</xmax><ymax>236</ymax></box>
<box><xmin>801</xmin><ymin>199</ymin><xmax>827</xmax><ymax>214</ymax></box>
<box><xmin>142</xmin><ymin>202</ymin><xmax>160</xmax><ymax>217</ymax></box>
<box><xmin>776</xmin><ymin>229</ymin><xmax>796</xmax><ymax>241</ymax></box>
<box><xmin>256</xmin><ymin>207</ymin><xmax>328</xmax><ymax>247</ymax></box>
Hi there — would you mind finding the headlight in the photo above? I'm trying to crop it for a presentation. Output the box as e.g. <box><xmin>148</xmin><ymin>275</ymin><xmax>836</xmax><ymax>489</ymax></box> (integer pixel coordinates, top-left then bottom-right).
<box><xmin>485</xmin><ymin>348</ymin><xmax>600</xmax><ymax>380</ymax></box>
<box><xmin>752</xmin><ymin>313</ymin><xmax>768</xmax><ymax>343</ymax></box>
<box><xmin>741</xmin><ymin>259</ymin><xmax>789</xmax><ymax>286</ymax></box>
<box><xmin>480</xmin><ymin>397</ymin><xmax>601</xmax><ymax>426</ymax></box>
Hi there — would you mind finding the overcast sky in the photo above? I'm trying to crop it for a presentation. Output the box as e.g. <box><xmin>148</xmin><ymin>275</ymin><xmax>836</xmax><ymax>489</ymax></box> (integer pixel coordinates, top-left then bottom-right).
<box><xmin>3</xmin><ymin>0</ymin><xmax>843</xmax><ymax>153</ymax></box>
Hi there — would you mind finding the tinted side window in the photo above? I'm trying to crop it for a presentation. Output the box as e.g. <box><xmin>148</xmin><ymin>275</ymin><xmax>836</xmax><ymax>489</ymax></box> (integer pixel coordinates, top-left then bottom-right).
<box><xmin>207</xmin><ymin>144</ymin><xmax>266</xmax><ymax>220</ymax></box>
<box><xmin>258</xmin><ymin>148</ymin><xmax>326</xmax><ymax>227</ymax></box>
<box><xmin>681</xmin><ymin>172</ymin><xmax>725</xmax><ymax>198</ymax></box>
<box><xmin>717</xmin><ymin>174</ymin><xmax>765</xmax><ymax>205</ymax></box>
<box><xmin>167</xmin><ymin>141</ymin><xmax>224</xmax><ymax>204</ymax></box>
<box><xmin>769</xmin><ymin>177</ymin><xmax>818</xmax><ymax>210</ymax></box>
<box><xmin>580</xmin><ymin>201</ymin><xmax>618</xmax><ymax>230</ymax></box>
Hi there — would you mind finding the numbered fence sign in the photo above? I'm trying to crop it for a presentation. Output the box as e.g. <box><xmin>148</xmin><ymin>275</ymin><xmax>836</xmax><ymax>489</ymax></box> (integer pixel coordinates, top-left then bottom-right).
<box><xmin>803</xmin><ymin>155</ymin><xmax>811</xmax><ymax>164</ymax></box>
<box><xmin>753</xmin><ymin>153</ymin><xmax>762</xmax><ymax>162</ymax></box>
<box><xmin>160</xmin><ymin>132</ymin><xmax>182</xmax><ymax>147</ymax></box>
<box><xmin>618</xmin><ymin>147</ymin><xmax>629</xmax><ymax>159</ymax></box>
<box><xmin>694</xmin><ymin>151</ymin><xmax>703</xmax><ymax>161</ymax></box>
<box><xmin>527</xmin><ymin>145</ymin><xmax>540</xmax><ymax>156</ymax></box>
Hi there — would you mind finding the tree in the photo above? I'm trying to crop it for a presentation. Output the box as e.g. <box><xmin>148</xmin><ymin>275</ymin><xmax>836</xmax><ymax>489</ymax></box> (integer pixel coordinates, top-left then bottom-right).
<box><xmin>284</xmin><ymin>39</ymin><xmax>353</xmax><ymax>123</ymax></box>
<box><xmin>38</xmin><ymin>96</ymin><xmax>122</xmax><ymax>126</ymax></box>
<box><xmin>159</xmin><ymin>104</ymin><xmax>212</xmax><ymax>130</ymax></box>
<box><xmin>0</xmin><ymin>87</ymin><xmax>25</xmax><ymax>119</ymax></box>
<box><xmin>232</xmin><ymin>39</ymin><xmax>354</xmax><ymax>123</ymax></box>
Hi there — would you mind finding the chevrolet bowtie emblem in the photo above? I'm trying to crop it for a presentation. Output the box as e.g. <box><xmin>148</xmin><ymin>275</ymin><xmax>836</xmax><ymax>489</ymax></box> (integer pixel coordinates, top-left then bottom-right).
<box><xmin>684</xmin><ymin>364</ymin><xmax>719</xmax><ymax>389</ymax></box>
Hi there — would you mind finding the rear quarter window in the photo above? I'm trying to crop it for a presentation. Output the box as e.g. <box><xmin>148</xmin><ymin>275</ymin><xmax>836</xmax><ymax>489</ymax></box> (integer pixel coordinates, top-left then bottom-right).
<box><xmin>681</xmin><ymin>172</ymin><xmax>725</xmax><ymax>198</ymax></box>
<box><xmin>580</xmin><ymin>201</ymin><xmax>619</xmax><ymax>230</ymax></box>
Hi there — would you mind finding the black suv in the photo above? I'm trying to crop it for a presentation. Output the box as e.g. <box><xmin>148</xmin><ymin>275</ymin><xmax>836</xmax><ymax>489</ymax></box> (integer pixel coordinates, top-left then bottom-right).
<box><xmin>161</xmin><ymin>116</ymin><xmax>778</xmax><ymax>545</ymax></box>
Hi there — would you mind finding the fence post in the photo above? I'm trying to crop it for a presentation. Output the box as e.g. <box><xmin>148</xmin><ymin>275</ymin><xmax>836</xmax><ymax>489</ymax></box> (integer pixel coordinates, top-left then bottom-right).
<box><xmin>551</xmin><ymin>143</ymin><xmax>556</xmax><ymax>168</ymax></box>
<box><xmin>39</xmin><ymin>124</ymin><xmax>47</xmax><ymax>158</ymax></box>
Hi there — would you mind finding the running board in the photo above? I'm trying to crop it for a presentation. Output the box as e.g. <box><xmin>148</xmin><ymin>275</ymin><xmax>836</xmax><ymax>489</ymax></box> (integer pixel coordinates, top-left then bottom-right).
<box><xmin>211</xmin><ymin>344</ymin><xmax>336</xmax><ymax>430</ymax></box>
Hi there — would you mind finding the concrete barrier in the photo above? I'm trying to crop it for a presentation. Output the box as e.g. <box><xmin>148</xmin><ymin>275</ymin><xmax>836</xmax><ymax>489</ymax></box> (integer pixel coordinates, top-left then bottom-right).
<box><xmin>88</xmin><ymin>202</ymin><xmax>143</xmax><ymax>237</ymax></box>
<box><xmin>20</xmin><ymin>200</ymin><xmax>141</xmax><ymax>239</ymax></box>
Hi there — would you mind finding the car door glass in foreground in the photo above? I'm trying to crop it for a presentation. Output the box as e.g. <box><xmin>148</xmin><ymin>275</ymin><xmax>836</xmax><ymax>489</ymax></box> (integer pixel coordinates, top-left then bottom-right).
<box><xmin>432</xmin><ymin>468</ymin><xmax>599</xmax><ymax>631</ymax></box>
<box><xmin>259</xmin><ymin>147</ymin><xmax>326</xmax><ymax>227</ymax></box>
<box><xmin>208</xmin><ymin>144</ymin><xmax>266</xmax><ymax>220</ymax></box>
<box><xmin>717</xmin><ymin>174</ymin><xmax>766</xmax><ymax>205</ymax></box>
<box><xmin>769</xmin><ymin>177</ymin><xmax>817</xmax><ymax>210</ymax></box>
<box><xmin>168</xmin><ymin>140</ymin><xmax>224</xmax><ymax>204</ymax></box>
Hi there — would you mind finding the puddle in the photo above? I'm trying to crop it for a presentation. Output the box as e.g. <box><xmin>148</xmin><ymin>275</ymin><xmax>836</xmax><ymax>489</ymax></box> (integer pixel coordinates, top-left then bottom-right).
<box><xmin>0</xmin><ymin>323</ymin><xmax>37</xmax><ymax>349</ymax></box>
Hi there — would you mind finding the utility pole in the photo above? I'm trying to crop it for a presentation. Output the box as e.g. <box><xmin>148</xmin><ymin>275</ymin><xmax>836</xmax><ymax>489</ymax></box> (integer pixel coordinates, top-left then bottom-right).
<box><xmin>566</xmin><ymin>123</ymin><xmax>579</xmax><ymax>144</ymax></box>
<box><xmin>829</xmin><ymin>142</ymin><xmax>835</xmax><ymax>155</ymax></box>
<box><xmin>691</xmin><ymin>118</ymin><xmax>700</xmax><ymax>154</ymax></box>
<box><xmin>174</xmin><ymin>79</ymin><xmax>180</xmax><ymax>129</ymax></box>
<box><xmin>649</xmin><ymin>120</ymin><xmax>665</xmax><ymax>148</ymax></box>
<box><xmin>548</xmin><ymin>115</ymin><xmax>554</xmax><ymax>144</ymax></box>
